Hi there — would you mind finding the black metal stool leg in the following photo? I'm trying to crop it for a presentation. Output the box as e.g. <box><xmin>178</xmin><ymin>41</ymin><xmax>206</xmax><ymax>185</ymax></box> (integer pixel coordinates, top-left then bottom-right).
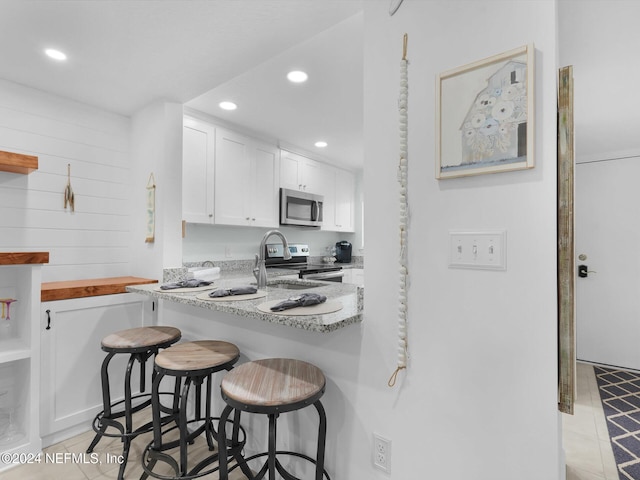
<box><xmin>204</xmin><ymin>373</ymin><xmax>216</xmax><ymax>450</ymax></box>
<box><xmin>314</xmin><ymin>401</ymin><xmax>327</xmax><ymax>480</ymax></box>
<box><xmin>218</xmin><ymin>404</ymin><xmax>233</xmax><ymax>480</ymax></box>
<box><xmin>179</xmin><ymin>376</ymin><xmax>192</xmax><ymax>475</ymax></box>
<box><xmin>116</xmin><ymin>353</ymin><xmax>137</xmax><ymax>480</ymax></box>
<box><xmin>87</xmin><ymin>351</ymin><xmax>116</xmax><ymax>453</ymax></box>
<box><xmin>268</xmin><ymin>413</ymin><xmax>277</xmax><ymax>479</ymax></box>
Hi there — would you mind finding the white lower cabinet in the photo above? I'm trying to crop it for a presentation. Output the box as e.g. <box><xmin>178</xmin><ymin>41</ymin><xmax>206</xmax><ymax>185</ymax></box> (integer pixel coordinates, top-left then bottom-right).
<box><xmin>40</xmin><ymin>294</ymin><xmax>155</xmax><ymax>446</ymax></box>
<box><xmin>342</xmin><ymin>268</ymin><xmax>364</xmax><ymax>286</ymax></box>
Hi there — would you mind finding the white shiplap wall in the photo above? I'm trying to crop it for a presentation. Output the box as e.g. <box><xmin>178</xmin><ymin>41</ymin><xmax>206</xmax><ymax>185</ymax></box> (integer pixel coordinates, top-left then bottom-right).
<box><xmin>0</xmin><ymin>79</ymin><xmax>132</xmax><ymax>282</ymax></box>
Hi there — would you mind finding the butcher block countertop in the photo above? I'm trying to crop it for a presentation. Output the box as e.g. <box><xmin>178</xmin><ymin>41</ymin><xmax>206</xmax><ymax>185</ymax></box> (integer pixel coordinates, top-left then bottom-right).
<box><xmin>0</xmin><ymin>251</ymin><xmax>49</xmax><ymax>265</ymax></box>
<box><xmin>42</xmin><ymin>276</ymin><xmax>158</xmax><ymax>302</ymax></box>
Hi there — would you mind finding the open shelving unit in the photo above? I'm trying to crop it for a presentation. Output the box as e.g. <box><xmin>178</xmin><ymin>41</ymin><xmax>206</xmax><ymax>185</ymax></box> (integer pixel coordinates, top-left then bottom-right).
<box><xmin>0</xmin><ymin>150</ymin><xmax>38</xmax><ymax>175</ymax></box>
<box><xmin>0</xmin><ymin>252</ymin><xmax>48</xmax><ymax>469</ymax></box>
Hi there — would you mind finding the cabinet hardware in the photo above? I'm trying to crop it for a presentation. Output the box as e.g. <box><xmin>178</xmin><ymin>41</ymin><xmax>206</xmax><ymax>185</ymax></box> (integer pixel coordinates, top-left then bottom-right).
<box><xmin>45</xmin><ymin>309</ymin><xmax>51</xmax><ymax>330</ymax></box>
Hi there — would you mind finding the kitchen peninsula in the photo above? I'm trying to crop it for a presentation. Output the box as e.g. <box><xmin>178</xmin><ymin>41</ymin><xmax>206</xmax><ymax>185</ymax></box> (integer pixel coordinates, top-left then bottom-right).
<box><xmin>127</xmin><ymin>276</ymin><xmax>363</xmax><ymax>333</ymax></box>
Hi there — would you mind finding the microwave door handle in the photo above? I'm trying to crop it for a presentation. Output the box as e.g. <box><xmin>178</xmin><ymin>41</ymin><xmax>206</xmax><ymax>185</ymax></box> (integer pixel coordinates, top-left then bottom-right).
<box><xmin>311</xmin><ymin>201</ymin><xmax>318</xmax><ymax>221</ymax></box>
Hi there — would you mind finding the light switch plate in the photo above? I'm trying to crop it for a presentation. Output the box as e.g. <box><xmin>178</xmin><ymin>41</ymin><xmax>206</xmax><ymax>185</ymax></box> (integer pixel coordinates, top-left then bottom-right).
<box><xmin>449</xmin><ymin>230</ymin><xmax>506</xmax><ymax>270</ymax></box>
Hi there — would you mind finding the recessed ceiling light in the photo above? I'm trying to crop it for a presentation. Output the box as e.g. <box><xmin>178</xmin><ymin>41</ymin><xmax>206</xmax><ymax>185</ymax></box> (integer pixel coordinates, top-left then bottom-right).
<box><xmin>219</xmin><ymin>101</ymin><xmax>237</xmax><ymax>111</ymax></box>
<box><xmin>287</xmin><ymin>70</ymin><xmax>308</xmax><ymax>83</ymax></box>
<box><xmin>45</xmin><ymin>48</ymin><xmax>67</xmax><ymax>61</ymax></box>
<box><xmin>314</xmin><ymin>141</ymin><xmax>328</xmax><ymax>148</ymax></box>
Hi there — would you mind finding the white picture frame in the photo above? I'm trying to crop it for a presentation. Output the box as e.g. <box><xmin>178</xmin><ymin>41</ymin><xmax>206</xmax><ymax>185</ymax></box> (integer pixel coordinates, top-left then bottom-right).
<box><xmin>436</xmin><ymin>44</ymin><xmax>535</xmax><ymax>179</ymax></box>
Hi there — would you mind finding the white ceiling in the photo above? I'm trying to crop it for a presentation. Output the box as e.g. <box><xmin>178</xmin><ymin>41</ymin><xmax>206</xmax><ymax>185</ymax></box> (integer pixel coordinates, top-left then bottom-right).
<box><xmin>0</xmin><ymin>0</ymin><xmax>363</xmax><ymax>167</ymax></box>
<box><xmin>186</xmin><ymin>13</ymin><xmax>364</xmax><ymax>169</ymax></box>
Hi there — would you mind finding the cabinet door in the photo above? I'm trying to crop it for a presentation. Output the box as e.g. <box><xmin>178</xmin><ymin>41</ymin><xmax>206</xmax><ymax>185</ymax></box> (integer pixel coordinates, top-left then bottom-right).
<box><xmin>251</xmin><ymin>142</ymin><xmax>279</xmax><ymax>228</ymax></box>
<box><xmin>214</xmin><ymin>128</ymin><xmax>251</xmax><ymax>226</ymax></box>
<box><xmin>182</xmin><ymin>118</ymin><xmax>215</xmax><ymax>224</ymax></box>
<box><xmin>40</xmin><ymin>294</ymin><xmax>153</xmax><ymax>442</ymax></box>
<box><xmin>334</xmin><ymin>169</ymin><xmax>355</xmax><ymax>232</ymax></box>
<box><xmin>343</xmin><ymin>268</ymin><xmax>364</xmax><ymax>286</ymax></box>
<box><xmin>319</xmin><ymin>166</ymin><xmax>337</xmax><ymax>231</ymax></box>
<box><xmin>280</xmin><ymin>151</ymin><xmax>302</xmax><ymax>191</ymax></box>
<box><xmin>279</xmin><ymin>151</ymin><xmax>321</xmax><ymax>193</ymax></box>
<box><xmin>300</xmin><ymin>157</ymin><xmax>323</xmax><ymax>194</ymax></box>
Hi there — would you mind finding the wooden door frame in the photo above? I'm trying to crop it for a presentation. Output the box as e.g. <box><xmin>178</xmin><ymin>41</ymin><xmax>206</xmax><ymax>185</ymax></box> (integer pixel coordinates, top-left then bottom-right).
<box><xmin>557</xmin><ymin>65</ymin><xmax>575</xmax><ymax>414</ymax></box>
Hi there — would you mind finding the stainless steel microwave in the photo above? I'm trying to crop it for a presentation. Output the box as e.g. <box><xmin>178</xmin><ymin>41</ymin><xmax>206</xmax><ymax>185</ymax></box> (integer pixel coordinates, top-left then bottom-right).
<box><xmin>280</xmin><ymin>188</ymin><xmax>323</xmax><ymax>228</ymax></box>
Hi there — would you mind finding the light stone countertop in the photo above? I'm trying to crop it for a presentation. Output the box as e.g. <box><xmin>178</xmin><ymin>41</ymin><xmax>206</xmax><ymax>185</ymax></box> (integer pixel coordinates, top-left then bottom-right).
<box><xmin>126</xmin><ymin>274</ymin><xmax>363</xmax><ymax>333</ymax></box>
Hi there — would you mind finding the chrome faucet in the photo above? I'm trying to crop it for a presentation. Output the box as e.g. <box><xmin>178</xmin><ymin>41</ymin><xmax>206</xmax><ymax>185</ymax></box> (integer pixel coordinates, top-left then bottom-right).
<box><xmin>253</xmin><ymin>229</ymin><xmax>291</xmax><ymax>288</ymax></box>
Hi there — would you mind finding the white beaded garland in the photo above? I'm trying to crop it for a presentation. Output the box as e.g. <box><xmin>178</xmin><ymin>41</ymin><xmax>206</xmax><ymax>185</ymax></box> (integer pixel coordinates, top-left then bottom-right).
<box><xmin>388</xmin><ymin>36</ymin><xmax>409</xmax><ymax>388</ymax></box>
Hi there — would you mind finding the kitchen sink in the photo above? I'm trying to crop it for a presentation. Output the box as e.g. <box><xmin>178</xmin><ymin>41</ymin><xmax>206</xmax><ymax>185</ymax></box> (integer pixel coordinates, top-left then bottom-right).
<box><xmin>267</xmin><ymin>281</ymin><xmax>323</xmax><ymax>290</ymax></box>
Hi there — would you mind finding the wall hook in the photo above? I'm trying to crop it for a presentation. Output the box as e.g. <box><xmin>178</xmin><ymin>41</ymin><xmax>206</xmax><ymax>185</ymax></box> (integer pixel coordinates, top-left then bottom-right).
<box><xmin>64</xmin><ymin>163</ymin><xmax>75</xmax><ymax>212</ymax></box>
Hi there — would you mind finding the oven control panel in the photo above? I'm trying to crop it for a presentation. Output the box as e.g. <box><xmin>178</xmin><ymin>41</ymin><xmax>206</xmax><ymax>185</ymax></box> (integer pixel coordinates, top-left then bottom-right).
<box><xmin>265</xmin><ymin>243</ymin><xmax>310</xmax><ymax>259</ymax></box>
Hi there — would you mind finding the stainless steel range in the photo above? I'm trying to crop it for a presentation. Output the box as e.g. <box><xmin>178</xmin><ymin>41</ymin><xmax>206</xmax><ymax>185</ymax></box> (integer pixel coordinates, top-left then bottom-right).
<box><xmin>264</xmin><ymin>243</ymin><xmax>344</xmax><ymax>282</ymax></box>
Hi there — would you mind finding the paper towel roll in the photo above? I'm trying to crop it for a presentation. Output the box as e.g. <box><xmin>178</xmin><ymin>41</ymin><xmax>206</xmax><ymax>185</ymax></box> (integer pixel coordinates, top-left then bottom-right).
<box><xmin>187</xmin><ymin>267</ymin><xmax>221</xmax><ymax>282</ymax></box>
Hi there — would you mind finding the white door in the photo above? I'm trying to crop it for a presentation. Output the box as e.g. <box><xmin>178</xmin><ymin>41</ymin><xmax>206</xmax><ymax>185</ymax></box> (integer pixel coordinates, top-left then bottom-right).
<box><xmin>575</xmin><ymin>157</ymin><xmax>640</xmax><ymax>369</ymax></box>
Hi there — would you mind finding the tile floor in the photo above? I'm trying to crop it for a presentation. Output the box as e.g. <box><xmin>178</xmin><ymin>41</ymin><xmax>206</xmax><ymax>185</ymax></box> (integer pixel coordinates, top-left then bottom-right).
<box><xmin>563</xmin><ymin>361</ymin><xmax>620</xmax><ymax>480</ymax></box>
<box><xmin>0</xmin><ymin>412</ymin><xmax>250</xmax><ymax>480</ymax></box>
<box><xmin>0</xmin><ymin>361</ymin><xmax>620</xmax><ymax>480</ymax></box>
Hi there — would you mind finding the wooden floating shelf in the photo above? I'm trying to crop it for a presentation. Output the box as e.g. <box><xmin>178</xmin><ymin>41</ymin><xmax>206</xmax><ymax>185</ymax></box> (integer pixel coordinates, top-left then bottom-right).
<box><xmin>0</xmin><ymin>150</ymin><xmax>38</xmax><ymax>174</ymax></box>
<box><xmin>0</xmin><ymin>252</ymin><xmax>49</xmax><ymax>265</ymax></box>
<box><xmin>42</xmin><ymin>276</ymin><xmax>158</xmax><ymax>302</ymax></box>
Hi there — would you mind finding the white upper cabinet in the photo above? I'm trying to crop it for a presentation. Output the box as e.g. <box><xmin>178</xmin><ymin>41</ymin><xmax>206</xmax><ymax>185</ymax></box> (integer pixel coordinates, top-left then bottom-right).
<box><xmin>182</xmin><ymin>117</ymin><xmax>215</xmax><ymax>223</ymax></box>
<box><xmin>321</xmin><ymin>166</ymin><xmax>355</xmax><ymax>233</ymax></box>
<box><xmin>214</xmin><ymin>128</ymin><xmax>279</xmax><ymax>227</ymax></box>
<box><xmin>181</xmin><ymin>117</ymin><xmax>354</xmax><ymax>232</ymax></box>
<box><xmin>281</xmin><ymin>150</ymin><xmax>356</xmax><ymax>232</ymax></box>
<box><xmin>280</xmin><ymin>151</ymin><xmax>323</xmax><ymax>194</ymax></box>
<box><xmin>333</xmin><ymin>168</ymin><xmax>355</xmax><ymax>232</ymax></box>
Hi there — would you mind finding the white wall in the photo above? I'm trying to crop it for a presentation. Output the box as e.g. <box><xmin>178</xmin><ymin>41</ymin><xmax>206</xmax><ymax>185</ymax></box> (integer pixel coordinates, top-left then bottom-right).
<box><xmin>362</xmin><ymin>1</ymin><xmax>560</xmax><ymax>479</ymax></box>
<box><xmin>130</xmin><ymin>101</ymin><xmax>184</xmax><ymax>280</ymax></box>
<box><xmin>0</xmin><ymin>79</ymin><xmax>132</xmax><ymax>282</ymax></box>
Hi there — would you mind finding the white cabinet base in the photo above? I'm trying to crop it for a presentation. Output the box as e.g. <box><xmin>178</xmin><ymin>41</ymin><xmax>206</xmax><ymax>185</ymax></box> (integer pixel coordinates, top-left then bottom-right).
<box><xmin>40</xmin><ymin>294</ymin><xmax>154</xmax><ymax>447</ymax></box>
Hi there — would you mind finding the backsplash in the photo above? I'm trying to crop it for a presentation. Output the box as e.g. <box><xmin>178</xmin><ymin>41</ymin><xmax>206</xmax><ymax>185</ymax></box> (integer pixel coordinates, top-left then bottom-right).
<box><xmin>182</xmin><ymin>223</ymin><xmax>357</xmax><ymax>263</ymax></box>
<box><xmin>165</xmin><ymin>255</ymin><xmax>363</xmax><ymax>283</ymax></box>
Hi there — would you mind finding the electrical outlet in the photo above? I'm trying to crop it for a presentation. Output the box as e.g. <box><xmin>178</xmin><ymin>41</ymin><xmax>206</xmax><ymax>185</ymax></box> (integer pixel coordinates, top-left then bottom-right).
<box><xmin>373</xmin><ymin>433</ymin><xmax>391</xmax><ymax>473</ymax></box>
<box><xmin>224</xmin><ymin>246</ymin><xmax>232</xmax><ymax>258</ymax></box>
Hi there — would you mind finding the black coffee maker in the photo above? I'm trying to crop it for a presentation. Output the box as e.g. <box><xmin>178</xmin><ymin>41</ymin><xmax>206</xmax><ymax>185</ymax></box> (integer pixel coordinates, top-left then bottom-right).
<box><xmin>334</xmin><ymin>241</ymin><xmax>352</xmax><ymax>263</ymax></box>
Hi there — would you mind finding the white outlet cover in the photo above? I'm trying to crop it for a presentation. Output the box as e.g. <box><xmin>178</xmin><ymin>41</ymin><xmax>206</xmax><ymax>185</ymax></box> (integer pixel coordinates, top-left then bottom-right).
<box><xmin>373</xmin><ymin>433</ymin><xmax>391</xmax><ymax>473</ymax></box>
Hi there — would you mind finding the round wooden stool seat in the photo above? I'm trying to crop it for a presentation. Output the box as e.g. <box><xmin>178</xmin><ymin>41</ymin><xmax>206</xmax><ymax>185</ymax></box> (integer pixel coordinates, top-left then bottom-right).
<box><xmin>101</xmin><ymin>326</ymin><xmax>182</xmax><ymax>353</ymax></box>
<box><xmin>221</xmin><ymin>358</ymin><xmax>326</xmax><ymax>413</ymax></box>
<box><xmin>155</xmin><ymin>340</ymin><xmax>240</xmax><ymax>377</ymax></box>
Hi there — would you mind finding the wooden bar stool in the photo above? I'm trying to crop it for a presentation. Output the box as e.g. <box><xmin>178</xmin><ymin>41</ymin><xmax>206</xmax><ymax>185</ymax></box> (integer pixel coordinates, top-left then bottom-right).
<box><xmin>87</xmin><ymin>325</ymin><xmax>182</xmax><ymax>480</ymax></box>
<box><xmin>218</xmin><ymin>358</ymin><xmax>329</xmax><ymax>480</ymax></box>
<box><xmin>141</xmin><ymin>340</ymin><xmax>245</xmax><ymax>479</ymax></box>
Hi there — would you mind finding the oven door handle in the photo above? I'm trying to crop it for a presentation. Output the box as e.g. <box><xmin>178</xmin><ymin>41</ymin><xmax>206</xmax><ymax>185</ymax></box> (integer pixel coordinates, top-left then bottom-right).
<box><xmin>302</xmin><ymin>271</ymin><xmax>345</xmax><ymax>280</ymax></box>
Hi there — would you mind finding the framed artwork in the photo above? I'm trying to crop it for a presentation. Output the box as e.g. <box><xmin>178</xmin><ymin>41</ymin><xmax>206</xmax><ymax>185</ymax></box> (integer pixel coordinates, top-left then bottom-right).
<box><xmin>436</xmin><ymin>44</ymin><xmax>535</xmax><ymax>179</ymax></box>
